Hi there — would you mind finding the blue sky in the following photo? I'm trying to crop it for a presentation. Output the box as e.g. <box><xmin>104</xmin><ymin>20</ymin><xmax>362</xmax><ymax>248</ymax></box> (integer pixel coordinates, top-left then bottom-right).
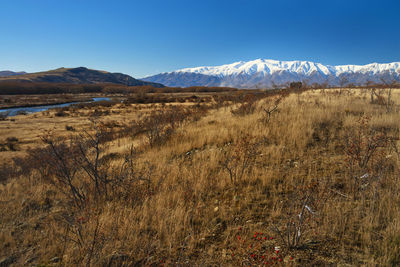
<box><xmin>1</xmin><ymin>0</ymin><xmax>399</xmax><ymax>78</ymax></box>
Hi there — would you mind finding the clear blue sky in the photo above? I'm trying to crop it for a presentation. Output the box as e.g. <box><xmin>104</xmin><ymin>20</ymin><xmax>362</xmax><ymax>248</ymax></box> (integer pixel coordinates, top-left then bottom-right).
<box><xmin>1</xmin><ymin>0</ymin><xmax>399</xmax><ymax>78</ymax></box>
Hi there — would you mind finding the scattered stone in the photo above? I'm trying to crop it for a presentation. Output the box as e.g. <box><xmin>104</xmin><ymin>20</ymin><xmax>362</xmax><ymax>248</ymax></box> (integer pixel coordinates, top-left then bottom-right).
<box><xmin>50</xmin><ymin>256</ymin><xmax>60</xmax><ymax>263</ymax></box>
<box><xmin>214</xmin><ymin>207</ymin><xmax>219</xmax><ymax>212</ymax></box>
<box><xmin>24</xmin><ymin>257</ymin><xmax>36</xmax><ymax>265</ymax></box>
<box><xmin>24</xmin><ymin>256</ymin><xmax>36</xmax><ymax>265</ymax></box>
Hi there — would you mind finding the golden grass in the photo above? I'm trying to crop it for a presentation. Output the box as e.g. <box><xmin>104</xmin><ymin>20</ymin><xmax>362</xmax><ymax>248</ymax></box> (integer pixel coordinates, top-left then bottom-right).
<box><xmin>1</xmin><ymin>88</ymin><xmax>400</xmax><ymax>265</ymax></box>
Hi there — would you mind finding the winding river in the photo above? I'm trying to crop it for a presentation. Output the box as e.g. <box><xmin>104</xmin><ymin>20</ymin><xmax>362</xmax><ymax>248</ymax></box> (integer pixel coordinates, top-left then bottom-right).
<box><xmin>0</xmin><ymin>97</ymin><xmax>111</xmax><ymax>116</ymax></box>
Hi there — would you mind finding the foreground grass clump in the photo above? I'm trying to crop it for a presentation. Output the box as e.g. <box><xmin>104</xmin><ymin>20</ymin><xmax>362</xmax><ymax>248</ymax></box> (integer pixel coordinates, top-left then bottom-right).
<box><xmin>1</xmin><ymin>88</ymin><xmax>400</xmax><ymax>265</ymax></box>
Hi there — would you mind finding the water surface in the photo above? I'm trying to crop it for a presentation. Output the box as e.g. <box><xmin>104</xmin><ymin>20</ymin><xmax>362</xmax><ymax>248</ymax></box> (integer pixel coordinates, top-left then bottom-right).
<box><xmin>0</xmin><ymin>97</ymin><xmax>111</xmax><ymax>116</ymax></box>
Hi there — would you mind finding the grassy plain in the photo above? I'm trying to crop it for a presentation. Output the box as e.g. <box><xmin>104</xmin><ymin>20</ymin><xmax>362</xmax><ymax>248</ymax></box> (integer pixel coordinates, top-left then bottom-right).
<box><xmin>1</xmin><ymin>88</ymin><xmax>400</xmax><ymax>266</ymax></box>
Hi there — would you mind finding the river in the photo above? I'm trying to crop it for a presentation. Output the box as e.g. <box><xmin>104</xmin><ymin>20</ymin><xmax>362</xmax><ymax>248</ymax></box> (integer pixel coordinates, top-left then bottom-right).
<box><xmin>0</xmin><ymin>97</ymin><xmax>111</xmax><ymax>116</ymax></box>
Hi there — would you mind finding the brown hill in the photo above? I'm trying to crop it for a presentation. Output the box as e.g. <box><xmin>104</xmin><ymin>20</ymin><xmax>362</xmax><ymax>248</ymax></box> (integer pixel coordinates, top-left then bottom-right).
<box><xmin>0</xmin><ymin>71</ymin><xmax>26</xmax><ymax>77</ymax></box>
<box><xmin>0</xmin><ymin>67</ymin><xmax>164</xmax><ymax>87</ymax></box>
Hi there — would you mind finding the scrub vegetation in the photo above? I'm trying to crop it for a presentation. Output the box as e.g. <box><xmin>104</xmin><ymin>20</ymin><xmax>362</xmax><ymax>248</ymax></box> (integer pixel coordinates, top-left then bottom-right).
<box><xmin>1</xmin><ymin>87</ymin><xmax>400</xmax><ymax>266</ymax></box>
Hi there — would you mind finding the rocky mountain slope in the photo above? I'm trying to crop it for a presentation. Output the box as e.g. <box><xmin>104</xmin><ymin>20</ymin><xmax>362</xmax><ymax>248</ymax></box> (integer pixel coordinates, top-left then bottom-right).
<box><xmin>143</xmin><ymin>59</ymin><xmax>400</xmax><ymax>88</ymax></box>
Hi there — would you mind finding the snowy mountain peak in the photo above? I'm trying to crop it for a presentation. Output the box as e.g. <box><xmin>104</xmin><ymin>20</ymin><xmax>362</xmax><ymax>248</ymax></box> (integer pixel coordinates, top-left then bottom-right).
<box><xmin>143</xmin><ymin>59</ymin><xmax>400</xmax><ymax>88</ymax></box>
<box><xmin>175</xmin><ymin>59</ymin><xmax>336</xmax><ymax>77</ymax></box>
<box><xmin>175</xmin><ymin>59</ymin><xmax>400</xmax><ymax>77</ymax></box>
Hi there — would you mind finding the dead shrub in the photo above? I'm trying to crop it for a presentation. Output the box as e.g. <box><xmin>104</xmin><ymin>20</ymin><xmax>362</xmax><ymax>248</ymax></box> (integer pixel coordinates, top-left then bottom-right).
<box><xmin>272</xmin><ymin>181</ymin><xmax>330</xmax><ymax>249</ymax></box>
<box><xmin>139</xmin><ymin>106</ymin><xmax>205</xmax><ymax>147</ymax></box>
<box><xmin>344</xmin><ymin>116</ymin><xmax>392</xmax><ymax>197</ymax></box>
<box><xmin>219</xmin><ymin>134</ymin><xmax>260</xmax><ymax>186</ymax></box>
<box><xmin>231</xmin><ymin>95</ymin><xmax>257</xmax><ymax>116</ymax></box>
<box><xmin>0</xmin><ymin>136</ymin><xmax>20</xmax><ymax>151</ymax></box>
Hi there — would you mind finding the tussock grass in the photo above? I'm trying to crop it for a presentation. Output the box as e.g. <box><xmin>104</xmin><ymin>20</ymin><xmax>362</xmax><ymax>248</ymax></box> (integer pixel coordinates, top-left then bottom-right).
<box><xmin>1</xmin><ymin>88</ymin><xmax>400</xmax><ymax>265</ymax></box>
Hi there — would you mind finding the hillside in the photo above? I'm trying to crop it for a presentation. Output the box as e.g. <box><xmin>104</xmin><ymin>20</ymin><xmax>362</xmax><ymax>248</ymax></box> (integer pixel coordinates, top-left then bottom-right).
<box><xmin>0</xmin><ymin>67</ymin><xmax>164</xmax><ymax>87</ymax></box>
<box><xmin>0</xmin><ymin>71</ymin><xmax>26</xmax><ymax>77</ymax></box>
<box><xmin>143</xmin><ymin>59</ymin><xmax>400</xmax><ymax>88</ymax></box>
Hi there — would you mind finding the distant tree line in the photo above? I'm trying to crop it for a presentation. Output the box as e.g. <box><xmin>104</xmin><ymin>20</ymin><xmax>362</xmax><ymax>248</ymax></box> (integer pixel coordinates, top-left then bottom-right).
<box><xmin>0</xmin><ymin>81</ymin><xmax>238</xmax><ymax>95</ymax></box>
<box><xmin>1</xmin><ymin>80</ymin><xmax>398</xmax><ymax>95</ymax></box>
<box><xmin>289</xmin><ymin>82</ymin><xmax>303</xmax><ymax>89</ymax></box>
<box><xmin>289</xmin><ymin>80</ymin><xmax>400</xmax><ymax>90</ymax></box>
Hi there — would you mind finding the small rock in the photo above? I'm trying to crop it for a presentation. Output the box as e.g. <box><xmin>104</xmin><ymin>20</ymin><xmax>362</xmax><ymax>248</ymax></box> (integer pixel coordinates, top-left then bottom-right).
<box><xmin>24</xmin><ymin>256</ymin><xmax>36</xmax><ymax>264</ymax></box>
<box><xmin>214</xmin><ymin>207</ymin><xmax>219</xmax><ymax>212</ymax></box>
<box><xmin>50</xmin><ymin>256</ymin><xmax>60</xmax><ymax>263</ymax></box>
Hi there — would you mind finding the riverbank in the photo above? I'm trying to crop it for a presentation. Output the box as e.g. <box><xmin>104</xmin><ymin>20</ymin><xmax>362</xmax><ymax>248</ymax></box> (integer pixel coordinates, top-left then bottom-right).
<box><xmin>0</xmin><ymin>93</ymin><xmax>107</xmax><ymax>109</ymax></box>
<box><xmin>0</xmin><ymin>97</ymin><xmax>111</xmax><ymax>117</ymax></box>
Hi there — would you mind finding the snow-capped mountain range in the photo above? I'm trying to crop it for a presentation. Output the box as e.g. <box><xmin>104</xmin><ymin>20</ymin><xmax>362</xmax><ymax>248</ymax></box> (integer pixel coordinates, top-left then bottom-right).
<box><xmin>143</xmin><ymin>59</ymin><xmax>400</xmax><ymax>88</ymax></box>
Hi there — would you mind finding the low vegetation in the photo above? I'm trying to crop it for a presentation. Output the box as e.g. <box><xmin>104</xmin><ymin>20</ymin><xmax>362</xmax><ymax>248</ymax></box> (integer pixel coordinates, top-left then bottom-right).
<box><xmin>1</xmin><ymin>87</ymin><xmax>400</xmax><ymax>265</ymax></box>
<box><xmin>0</xmin><ymin>81</ymin><xmax>237</xmax><ymax>95</ymax></box>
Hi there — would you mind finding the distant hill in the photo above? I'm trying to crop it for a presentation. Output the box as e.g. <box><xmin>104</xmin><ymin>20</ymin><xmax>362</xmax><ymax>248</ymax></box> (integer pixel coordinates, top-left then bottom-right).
<box><xmin>143</xmin><ymin>59</ymin><xmax>400</xmax><ymax>88</ymax></box>
<box><xmin>0</xmin><ymin>67</ymin><xmax>164</xmax><ymax>87</ymax></box>
<box><xmin>0</xmin><ymin>71</ymin><xmax>27</xmax><ymax>77</ymax></box>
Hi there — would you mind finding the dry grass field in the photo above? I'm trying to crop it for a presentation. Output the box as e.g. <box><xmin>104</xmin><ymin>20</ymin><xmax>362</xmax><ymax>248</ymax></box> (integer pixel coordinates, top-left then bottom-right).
<box><xmin>1</xmin><ymin>88</ymin><xmax>400</xmax><ymax>266</ymax></box>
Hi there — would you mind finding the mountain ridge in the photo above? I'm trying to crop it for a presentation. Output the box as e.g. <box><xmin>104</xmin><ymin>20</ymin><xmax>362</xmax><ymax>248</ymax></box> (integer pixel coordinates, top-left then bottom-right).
<box><xmin>143</xmin><ymin>59</ymin><xmax>400</xmax><ymax>88</ymax></box>
<box><xmin>0</xmin><ymin>67</ymin><xmax>164</xmax><ymax>87</ymax></box>
<box><xmin>0</xmin><ymin>71</ymin><xmax>27</xmax><ymax>77</ymax></box>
